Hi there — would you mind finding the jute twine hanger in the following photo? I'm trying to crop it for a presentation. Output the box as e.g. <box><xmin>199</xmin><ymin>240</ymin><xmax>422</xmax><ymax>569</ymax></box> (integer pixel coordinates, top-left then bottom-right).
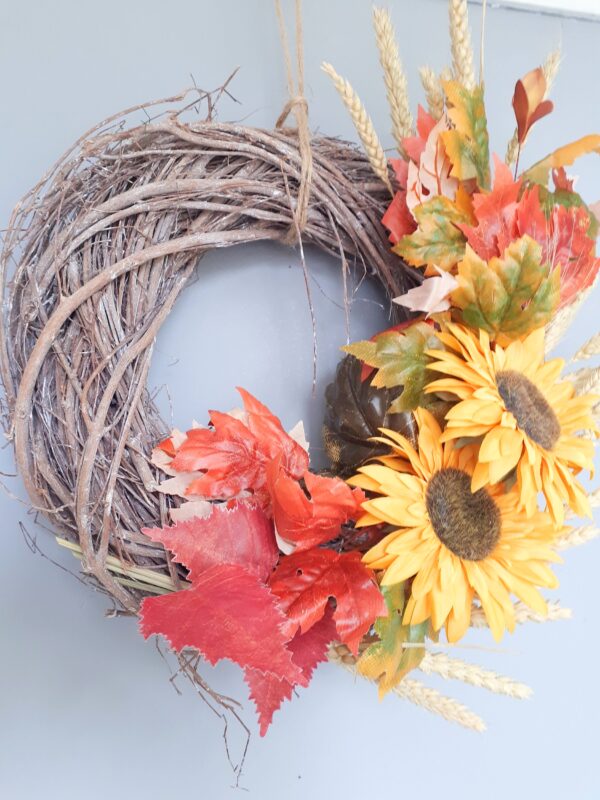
<box><xmin>274</xmin><ymin>0</ymin><xmax>313</xmax><ymax>245</ymax></box>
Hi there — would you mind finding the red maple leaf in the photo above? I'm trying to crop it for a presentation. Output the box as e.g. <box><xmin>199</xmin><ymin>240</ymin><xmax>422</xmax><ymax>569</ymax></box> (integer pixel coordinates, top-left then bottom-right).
<box><xmin>546</xmin><ymin>204</ymin><xmax>599</xmax><ymax>305</ymax></box>
<box><xmin>269</xmin><ymin>549</ymin><xmax>386</xmax><ymax>656</ymax></box>
<box><xmin>140</xmin><ymin>563</ymin><xmax>304</xmax><ymax>684</ymax></box>
<box><xmin>518</xmin><ymin>184</ymin><xmax>600</xmax><ymax>307</ymax></box>
<box><xmin>237</xmin><ymin>388</ymin><xmax>308</xmax><ymax>479</ymax></box>
<box><xmin>402</xmin><ymin>105</ymin><xmax>437</xmax><ymax>163</ymax></box>
<box><xmin>244</xmin><ymin>605</ymin><xmax>337</xmax><ymax>735</ymax></box>
<box><xmin>172</xmin><ymin>411</ymin><xmax>265</xmax><ymax>499</ymax></box>
<box><xmin>164</xmin><ymin>389</ymin><xmax>308</xmax><ymax>505</ymax></box>
<box><xmin>141</xmin><ymin>501</ymin><xmax>278</xmax><ymax>582</ymax></box>
<box><xmin>458</xmin><ymin>155</ymin><xmax>522</xmax><ymax>260</ymax></box>
<box><xmin>552</xmin><ymin>167</ymin><xmax>575</xmax><ymax>193</ymax></box>
<box><xmin>382</xmin><ymin>157</ymin><xmax>417</xmax><ymax>245</ymax></box>
<box><xmin>267</xmin><ymin>461</ymin><xmax>365</xmax><ymax>551</ymax></box>
<box><xmin>382</xmin><ymin>190</ymin><xmax>417</xmax><ymax>245</ymax></box>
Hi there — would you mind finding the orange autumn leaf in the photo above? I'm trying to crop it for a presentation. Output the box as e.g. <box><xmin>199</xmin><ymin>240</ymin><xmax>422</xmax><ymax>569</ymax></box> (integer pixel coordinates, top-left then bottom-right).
<box><xmin>524</xmin><ymin>134</ymin><xmax>600</xmax><ymax>185</ymax></box>
<box><xmin>512</xmin><ymin>67</ymin><xmax>554</xmax><ymax>145</ymax></box>
<box><xmin>267</xmin><ymin>460</ymin><xmax>365</xmax><ymax>552</ymax></box>
<box><xmin>161</xmin><ymin>388</ymin><xmax>309</xmax><ymax>507</ymax></box>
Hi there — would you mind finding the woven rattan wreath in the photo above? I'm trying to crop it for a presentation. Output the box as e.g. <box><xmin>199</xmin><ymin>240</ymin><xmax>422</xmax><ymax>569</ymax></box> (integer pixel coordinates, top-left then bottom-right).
<box><xmin>4</xmin><ymin>2</ymin><xmax>600</xmax><ymax>771</ymax></box>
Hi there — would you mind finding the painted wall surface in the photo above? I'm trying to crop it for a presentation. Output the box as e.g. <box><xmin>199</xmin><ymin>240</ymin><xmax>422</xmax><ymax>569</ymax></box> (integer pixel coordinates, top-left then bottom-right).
<box><xmin>1</xmin><ymin>1</ymin><xmax>599</xmax><ymax>798</ymax></box>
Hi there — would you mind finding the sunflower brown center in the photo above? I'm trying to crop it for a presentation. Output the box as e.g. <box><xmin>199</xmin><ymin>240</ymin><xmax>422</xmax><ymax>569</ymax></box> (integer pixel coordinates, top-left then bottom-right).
<box><xmin>495</xmin><ymin>369</ymin><xmax>560</xmax><ymax>451</ymax></box>
<box><xmin>425</xmin><ymin>468</ymin><xmax>501</xmax><ymax>561</ymax></box>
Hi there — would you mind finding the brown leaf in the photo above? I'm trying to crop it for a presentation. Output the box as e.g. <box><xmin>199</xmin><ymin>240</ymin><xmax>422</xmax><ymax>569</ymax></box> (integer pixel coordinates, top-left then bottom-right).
<box><xmin>512</xmin><ymin>67</ymin><xmax>554</xmax><ymax>144</ymax></box>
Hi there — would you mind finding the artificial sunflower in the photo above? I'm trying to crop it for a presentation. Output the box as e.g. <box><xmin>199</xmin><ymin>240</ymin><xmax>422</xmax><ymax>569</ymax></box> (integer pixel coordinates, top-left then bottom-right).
<box><xmin>425</xmin><ymin>323</ymin><xmax>597</xmax><ymax>527</ymax></box>
<box><xmin>349</xmin><ymin>408</ymin><xmax>562</xmax><ymax>642</ymax></box>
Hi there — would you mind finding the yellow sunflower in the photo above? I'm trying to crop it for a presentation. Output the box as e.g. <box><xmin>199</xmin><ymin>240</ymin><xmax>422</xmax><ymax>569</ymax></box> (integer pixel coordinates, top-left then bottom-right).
<box><xmin>349</xmin><ymin>408</ymin><xmax>562</xmax><ymax>642</ymax></box>
<box><xmin>425</xmin><ymin>323</ymin><xmax>597</xmax><ymax>527</ymax></box>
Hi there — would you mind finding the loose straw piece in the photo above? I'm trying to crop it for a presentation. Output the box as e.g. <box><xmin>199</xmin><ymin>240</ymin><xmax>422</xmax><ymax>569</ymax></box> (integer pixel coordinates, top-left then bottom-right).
<box><xmin>470</xmin><ymin>600</ymin><xmax>572</xmax><ymax>628</ymax></box>
<box><xmin>449</xmin><ymin>0</ymin><xmax>476</xmax><ymax>90</ymax></box>
<box><xmin>274</xmin><ymin>0</ymin><xmax>313</xmax><ymax>241</ymax></box>
<box><xmin>321</xmin><ymin>62</ymin><xmax>392</xmax><ymax>193</ymax></box>
<box><xmin>420</xmin><ymin>652</ymin><xmax>532</xmax><ymax>699</ymax></box>
<box><xmin>373</xmin><ymin>7</ymin><xmax>413</xmax><ymax>153</ymax></box>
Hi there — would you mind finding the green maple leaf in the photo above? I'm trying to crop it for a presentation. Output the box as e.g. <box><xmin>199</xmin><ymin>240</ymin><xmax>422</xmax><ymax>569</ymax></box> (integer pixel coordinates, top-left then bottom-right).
<box><xmin>441</xmin><ymin>80</ymin><xmax>491</xmax><ymax>189</ymax></box>
<box><xmin>343</xmin><ymin>321</ymin><xmax>440</xmax><ymax>412</ymax></box>
<box><xmin>357</xmin><ymin>583</ymin><xmax>430</xmax><ymax>698</ymax></box>
<box><xmin>393</xmin><ymin>196</ymin><xmax>469</xmax><ymax>270</ymax></box>
<box><xmin>452</xmin><ymin>235</ymin><xmax>560</xmax><ymax>338</ymax></box>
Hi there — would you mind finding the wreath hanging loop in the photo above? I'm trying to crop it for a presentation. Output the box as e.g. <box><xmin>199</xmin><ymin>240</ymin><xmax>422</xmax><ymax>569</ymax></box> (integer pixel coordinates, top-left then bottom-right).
<box><xmin>274</xmin><ymin>0</ymin><xmax>313</xmax><ymax>243</ymax></box>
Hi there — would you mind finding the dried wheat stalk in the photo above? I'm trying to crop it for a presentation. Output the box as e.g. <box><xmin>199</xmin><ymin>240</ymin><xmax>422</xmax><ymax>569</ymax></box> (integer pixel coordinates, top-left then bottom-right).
<box><xmin>545</xmin><ymin>283</ymin><xmax>595</xmax><ymax>354</ymax></box>
<box><xmin>419</xmin><ymin>652</ymin><xmax>532</xmax><ymax>699</ymax></box>
<box><xmin>419</xmin><ymin>66</ymin><xmax>445</xmax><ymax>120</ymax></box>
<box><xmin>373</xmin><ymin>7</ymin><xmax>413</xmax><ymax>152</ymax></box>
<box><xmin>573</xmin><ymin>332</ymin><xmax>600</xmax><ymax>361</ymax></box>
<box><xmin>470</xmin><ymin>600</ymin><xmax>572</xmax><ymax>627</ymax></box>
<box><xmin>322</xmin><ymin>62</ymin><xmax>392</xmax><ymax>193</ymax></box>
<box><xmin>449</xmin><ymin>0</ymin><xmax>476</xmax><ymax>90</ymax></box>
<box><xmin>328</xmin><ymin>646</ymin><xmax>486</xmax><ymax>732</ymax></box>
<box><xmin>555</xmin><ymin>525</ymin><xmax>600</xmax><ymax>550</ymax></box>
<box><xmin>566</xmin><ymin>365</ymin><xmax>600</xmax><ymax>395</ymax></box>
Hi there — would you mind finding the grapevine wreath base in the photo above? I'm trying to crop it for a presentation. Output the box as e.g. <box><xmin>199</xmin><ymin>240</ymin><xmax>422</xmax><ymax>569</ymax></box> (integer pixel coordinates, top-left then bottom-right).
<box><xmin>3</xmin><ymin>0</ymin><xmax>600</xmax><ymax>779</ymax></box>
<box><xmin>0</xmin><ymin>86</ymin><xmax>417</xmax><ymax>733</ymax></box>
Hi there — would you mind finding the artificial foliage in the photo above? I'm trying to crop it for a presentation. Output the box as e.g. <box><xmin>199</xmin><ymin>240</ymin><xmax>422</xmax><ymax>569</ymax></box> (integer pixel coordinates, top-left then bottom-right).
<box><xmin>129</xmin><ymin>0</ymin><xmax>600</xmax><ymax>735</ymax></box>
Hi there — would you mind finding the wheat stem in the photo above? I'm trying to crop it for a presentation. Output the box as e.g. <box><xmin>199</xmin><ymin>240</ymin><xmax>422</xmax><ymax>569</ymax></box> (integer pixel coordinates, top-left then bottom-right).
<box><xmin>393</xmin><ymin>677</ymin><xmax>486</xmax><ymax>731</ymax></box>
<box><xmin>573</xmin><ymin>332</ymin><xmax>600</xmax><ymax>361</ymax></box>
<box><xmin>328</xmin><ymin>647</ymin><xmax>485</xmax><ymax>731</ymax></box>
<box><xmin>419</xmin><ymin>66</ymin><xmax>445</xmax><ymax>120</ymax></box>
<box><xmin>555</xmin><ymin>525</ymin><xmax>600</xmax><ymax>550</ymax></box>
<box><xmin>449</xmin><ymin>0</ymin><xmax>476</xmax><ymax>90</ymax></box>
<box><xmin>420</xmin><ymin>652</ymin><xmax>532</xmax><ymax>699</ymax></box>
<box><xmin>373</xmin><ymin>7</ymin><xmax>413</xmax><ymax>153</ymax></box>
<box><xmin>566</xmin><ymin>365</ymin><xmax>600</xmax><ymax>395</ymax></box>
<box><xmin>321</xmin><ymin>62</ymin><xmax>392</xmax><ymax>193</ymax></box>
<box><xmin>470</xmin><ymin>600</ymin><xmax>571</xmax><ymax>627</ymax></box>
<box><xmin>545</xmin><ymin>283</ymin><xmax>595</xmax><ymax>353</ymax></box>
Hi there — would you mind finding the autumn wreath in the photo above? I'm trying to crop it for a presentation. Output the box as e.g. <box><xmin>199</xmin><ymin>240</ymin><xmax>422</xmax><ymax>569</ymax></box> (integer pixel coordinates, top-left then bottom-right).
<box><xmin>2</xmin><ymin>0</ymin><xmax>600</xmax><ymax>774</ymax></box>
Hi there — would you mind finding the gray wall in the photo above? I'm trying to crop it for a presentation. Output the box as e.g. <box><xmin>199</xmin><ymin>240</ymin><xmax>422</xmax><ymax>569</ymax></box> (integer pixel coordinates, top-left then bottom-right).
<box><xmin>1</xmin><ymin>1</ymin><xmax>599</xmax><ymax>798</ymax></box>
